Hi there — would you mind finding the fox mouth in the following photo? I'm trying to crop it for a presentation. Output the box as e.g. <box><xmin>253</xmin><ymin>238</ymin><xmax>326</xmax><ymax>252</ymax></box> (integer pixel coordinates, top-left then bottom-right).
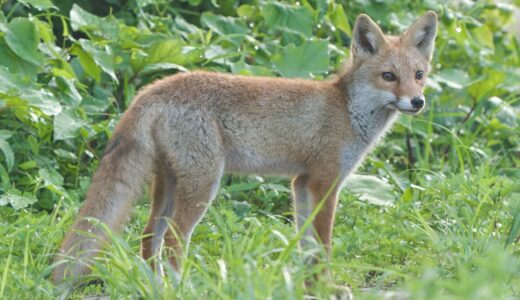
<box><xmin>386</xmin><ymin>101</ymin><xmax>423</xmax><ymax>115</ymax></box>
<box><xmin>398</xmin><ymin>108</ymin><xmax>422</xmax><ymax>115</ymax></box>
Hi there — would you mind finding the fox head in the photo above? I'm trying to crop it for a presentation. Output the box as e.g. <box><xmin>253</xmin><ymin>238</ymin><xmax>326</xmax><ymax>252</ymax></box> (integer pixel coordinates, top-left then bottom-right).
<box><xmin>349</xmin><ymin>11</ymin><xmax>438</xmax><ymax>115</ymax></box>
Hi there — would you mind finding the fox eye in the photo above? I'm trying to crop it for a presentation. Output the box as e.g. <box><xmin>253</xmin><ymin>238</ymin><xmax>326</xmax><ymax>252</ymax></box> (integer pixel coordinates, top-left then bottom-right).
<box><xmin>416</xmin><ymin>70</ymin><xmax>424</xmax><ymax>80</ymax></box>
<box><xmin>382</xmin><ymin>72</ymin><xmax>397</xmax><ymax>82</ymax></box>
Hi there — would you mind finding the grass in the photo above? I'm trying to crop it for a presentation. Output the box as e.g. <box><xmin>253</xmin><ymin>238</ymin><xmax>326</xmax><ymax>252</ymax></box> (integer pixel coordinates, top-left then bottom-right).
<box><xmin>0</xmin><ymin>156</ymin><xmax>518</xmax><ymax>299</ymax></box>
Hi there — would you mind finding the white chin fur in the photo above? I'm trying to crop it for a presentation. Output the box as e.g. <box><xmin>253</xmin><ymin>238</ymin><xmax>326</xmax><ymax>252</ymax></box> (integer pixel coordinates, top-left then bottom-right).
<box><xmin>392</xmin><ymin>96</ymin><xmax>423</xmax><ymax>115</ymax></box>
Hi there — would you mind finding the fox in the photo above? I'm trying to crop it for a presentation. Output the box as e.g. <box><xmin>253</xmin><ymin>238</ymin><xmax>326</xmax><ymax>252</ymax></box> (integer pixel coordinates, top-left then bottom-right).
<box><xmin>52</xmin><ymin>11</ymin><xmax>438</xmax><ymax>295</ymax></box>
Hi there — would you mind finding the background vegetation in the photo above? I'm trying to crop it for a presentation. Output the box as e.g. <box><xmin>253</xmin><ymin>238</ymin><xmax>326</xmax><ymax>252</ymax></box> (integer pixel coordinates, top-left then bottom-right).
<box><xmin>0</xmin><ymin>0</ymin><xmax>519</xmax><ymax>299</ymax></box>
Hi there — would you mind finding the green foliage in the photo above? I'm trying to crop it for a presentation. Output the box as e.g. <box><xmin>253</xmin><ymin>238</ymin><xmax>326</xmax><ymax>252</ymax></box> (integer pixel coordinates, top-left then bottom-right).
<box><xmin>0</xmin><ymin>0</ymin><xmax>519</xmax><ymax>299</ymax></box>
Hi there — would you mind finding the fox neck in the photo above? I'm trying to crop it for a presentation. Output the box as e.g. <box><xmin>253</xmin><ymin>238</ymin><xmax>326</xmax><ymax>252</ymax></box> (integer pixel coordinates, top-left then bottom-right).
<box><xmin>347</xmin><ymin>81</ymin><xmax>399</xmax><ymax>145</ymax></box>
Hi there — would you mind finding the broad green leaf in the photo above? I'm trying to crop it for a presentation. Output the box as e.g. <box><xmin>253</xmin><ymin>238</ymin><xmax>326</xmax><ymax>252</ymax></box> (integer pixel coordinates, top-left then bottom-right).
<box><xmin>140</xmin><ymin>63</ymin><xmax>189</xmax><ymax>74</ymax></box>
<box><xmin>0</xmin><ymin>66</ymin><xmax>24</xmax><ymax>92</ymax></box>
<box><xmin>79</xmin><ymin>39</ymin><xmax>118</xmax><ymax>83</ymax></box>
<box><xmin>200</xmin><ymin>12</ymin><xmax>248</xmax><ymax>45</ymax></box>
<box><xmin>273</xmin><ymin>39</ymin><xmax>329</xmax><ymax>78</ymax></box>
<box><xmin>129</xmin><ymin>48</ymin><xmax>149</xmax><ymax>71</ymax></box>
<box><xmin>35</xmin><ymin>19</ymin><xmax>55</xmax><ymax>44</ymax></box>
<box><xmin>54</xmin><ymin>76</ymin><xmax>82</xmax><ymax>106</ymax></box>
<box><xmin>329</xmin><ymin>4</ymin><xmax>351</xmax><ymax>35</ymax></box>
<box><xmin>18</xmin><ymin>160</ymin><xmax>37</xmax><ymax>170</ymax></box>
<box><xmin>0</xmin><ymin>189</ymin><xmax>37</xmax><ymax>210</ymax></box>
<box><xmin>431</xmin><ymin>69</ymin><xmax>471</xmax><ymax>89</ymax></box>
<box><xmin>0</xmin><ymin>66</ymin><xmax>61</xmax><ymax>115</ymax></box>
<box><xmin>53</xmin><ymin>109</ymin><xmax>87</xmax><ymax>140</ymax></box>
<box><xmin>71</xmin><ymin>44</ymin><xmax>101</xmax><ymax>82</ymax></box>
<box><xmin>51</xmin><ymin>61</ymin><xmax>77</xmax><ymax>80</ymax></box>
<box><xmin>70</xmin><ymin>4</ymin><xmax>119</xmax><ymax>39</ymax></box>
<box><xmin>204</xmin><ymin>44</ymin><xmax>240</xmax><ymax>63</ymax></box>
<box><xmin>175</xmin><ymin>16</ymin><xmax>200</xmax><ymax>35</ymax></box>
<box><xmin>81</xmin><ymin>95</ymin><xmax>111</xmax><ymax>113</ymax></box>
<box><xmin>0</xmin><ymin>164</ymin><xmax>10</xmax><ymax>191</ymax></box>
<box><xmin>231</xmin><ymin>200</ymin><xmax>252</xmax><ymax>217</ymax></box>
<box><xmin>23</xmin><ymin>89</ymin><xmax>62</xmax><ymax>116</ymax></box>
<box><xmin>53</xmin><ymin>149</ymin><xmax>77</xmax><ymax>161</ymax></box>
<box><xmin>487</xmin><ymin>96</ymin><xmax>518</xmax><ymax>126</ymax></box>
<box><xmin>0</xmin><ymin>130</ymin><xmax>12</xmax><ymax>140</ymax></box>
<box><xmin>146</xmin><ymin>39</ymin><xmax>183</xmax><ymax>64</ymax></box>
<box><xmin>263</xmin><ymin>183</ymin><xmax>292</xmax><ymax>193</ymax></box>
<box><xmin>201</xmin><ymin>12</ymin><xmax>248</xmax><ymax>36</ymax></box>
<box><xmin>471</xmin><ymin>25</ymin><xmax>494</xmax><ymax>50</ymax></box>
<box><xmin>344</xmin><ymin>174</ymin><xmax>395</xmax><ymax>206</ymax></box>
<box><xmin>204</xmin><ymin>44</ymin><xmax>227</xmax><ymax>61</ymax></box>
<box><xmin>400</xmin><ymin>187</ymin><xmax>414</xmax><ymax>203</ymax></box>
<box><xmin>3</xmin><ymin>18</ymin><xmax>43</xmax><ymax>65</ymax></box>
<box><xmin>0</xmin><ymin>139</ymin><xmax>14</xmax><ymax>171</ymax></box>
<box><xmin>226</xmin><ymin>182</ymin><xmax>260</xmax><ymax>192</ymax></box>
<box><xmin>145</xmin><ymin>40</ymin><xmax>202</xmax><ymax>67</ymax></box>
<box><xmin>230</xmin><ymin>61</ymin><xmax>274</xmax><ymax>76</ymax></box>
<box><xmin>0</xmin><ymin>37</ymin><xmax>38</xmax><ymax>76</ymax></box>
<box><xmin>18</xmin><ymin>0</ymin><xmax>56</xmax><ymax>10</ymax></box>
<box><xmin>237</xmin><ymin>4</ymin><xmax>257</xmax><ymax>19</ymax></box>
<box><xmin>261</xmin><ymin>2</ymin><xmax>314</xmax><ymax>37</ymax></box>
<box><xmin>468</xmin><ymin>69</ymin><xmax>506</xmax><ymax>100</ymax></box>
<box><xmin>39</xmin><ymin>168</ymin><xmax>64</xmax><ymax>187</ymax></box>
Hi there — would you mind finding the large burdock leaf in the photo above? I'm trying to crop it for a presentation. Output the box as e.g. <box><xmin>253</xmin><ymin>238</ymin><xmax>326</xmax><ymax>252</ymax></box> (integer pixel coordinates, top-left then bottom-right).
<box><xmin>273</xmin><ymin>39</ymin><xmax>329</xmax><ymax>78</ymax></box>
<box><xmin>3</xmin><ymin>18</ymin><xmax>43</xmax><ymax>65</ymax></box>
<box><xmin>262</xmin><ymin>2</ymin><xmax>314</xmax><ymax>37</ymax></box>
<box><xmin>344</xmin><ymin>174</ymin><xmax>396</xmax><ymax>206</ymax></box>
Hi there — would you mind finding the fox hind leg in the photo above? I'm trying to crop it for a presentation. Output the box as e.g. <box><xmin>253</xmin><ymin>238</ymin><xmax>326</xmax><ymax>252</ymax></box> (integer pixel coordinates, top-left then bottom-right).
<box><xmin>141</xmin><ymin>165</ymin><xmax>176</xmax><ymax>273</ymax></box>
<box><xmin>140</xmin><ymin>162</ymin><xmax>222</xmax><ymax>276</ymax></box>
<box><xmin>162</xmin><ymin>164</ymin><xmax>223</xmax><ymax>272</ymax></box>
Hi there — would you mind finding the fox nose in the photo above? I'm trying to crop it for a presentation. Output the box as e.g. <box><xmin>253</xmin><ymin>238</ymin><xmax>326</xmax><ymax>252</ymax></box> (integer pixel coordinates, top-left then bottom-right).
<box><xmin>411</xmin><ymin>97</ymin><xmax>425</xmax><ymax>109</ymax></box>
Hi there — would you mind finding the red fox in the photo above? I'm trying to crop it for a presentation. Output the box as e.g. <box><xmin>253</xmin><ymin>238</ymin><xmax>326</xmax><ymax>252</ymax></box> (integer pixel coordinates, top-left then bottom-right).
<box><xmin>53</xmin><ymin>11</ymin><xmax>438</xmax><ymax>294</ymax></box>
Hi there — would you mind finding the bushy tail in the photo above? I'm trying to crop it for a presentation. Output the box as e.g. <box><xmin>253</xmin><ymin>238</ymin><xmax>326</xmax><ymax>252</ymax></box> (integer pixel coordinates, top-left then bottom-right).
<box><xmin>52</xmin><ymin>120</ymin><xmax>152</xmax><ymax>284</ymax></box>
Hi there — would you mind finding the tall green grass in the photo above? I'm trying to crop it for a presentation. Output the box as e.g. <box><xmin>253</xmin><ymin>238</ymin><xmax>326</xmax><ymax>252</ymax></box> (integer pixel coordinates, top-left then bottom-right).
<box><xmin>1</xmin><ymin>159</ymin><xmax>518</xmax><ymax>299</ymax></box>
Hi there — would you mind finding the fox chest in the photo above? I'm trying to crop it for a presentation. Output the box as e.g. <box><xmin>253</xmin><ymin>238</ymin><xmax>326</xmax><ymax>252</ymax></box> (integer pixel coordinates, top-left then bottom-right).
<box><xmin>337</xmin><ymin>138</ymin><xmax>374</xmax><ymax>178</ymax></box>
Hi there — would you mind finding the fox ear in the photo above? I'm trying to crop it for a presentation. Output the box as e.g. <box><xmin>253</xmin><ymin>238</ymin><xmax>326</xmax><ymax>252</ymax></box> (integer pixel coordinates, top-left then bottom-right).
<box><xmin>403</xmin><ymin>11</ymin><xmax>438</xmax><ymax>60</ymax></box>
<box><xmin>351</xmin><ymin>14</ymin><xmax>387</xmax><ymax>58</ymax></box>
